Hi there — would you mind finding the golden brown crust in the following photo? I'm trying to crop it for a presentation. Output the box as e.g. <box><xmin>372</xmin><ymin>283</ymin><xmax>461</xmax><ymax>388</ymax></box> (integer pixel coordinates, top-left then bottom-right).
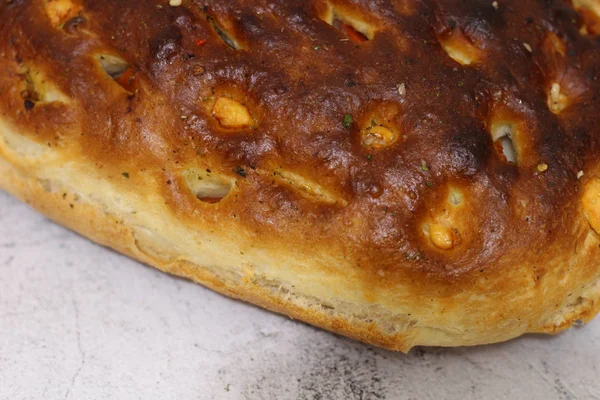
<box><xmin>1</xmin><ymin>0</ymin><xmax>600</xmax><ymax>351</ymax></box>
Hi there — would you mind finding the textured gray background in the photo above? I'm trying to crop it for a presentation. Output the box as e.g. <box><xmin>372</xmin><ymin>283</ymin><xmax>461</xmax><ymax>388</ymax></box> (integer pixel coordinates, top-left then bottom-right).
<box><xmin>1</xmin><ymin>190</ymin><xmax>599</xmax><ymax>400</ymax></box>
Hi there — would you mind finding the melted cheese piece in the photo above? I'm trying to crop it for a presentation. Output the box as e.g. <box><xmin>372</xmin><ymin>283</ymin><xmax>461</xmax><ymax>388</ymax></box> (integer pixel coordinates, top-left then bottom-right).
<box><xmin>361</xmin><ymin>125</ymin><xmax>396</xmax><ymax>148</ymax></box>
<box><xmin>439</xmin><ymin>31</ymin><xmax>482</xmax><ymax>66</ymax></box>
<box><xmin>45</xmin><ymin>0</ymin><xmax>81</xmax><ymax>27</ymax></box>
<box><xmin>429</xmin><ymin>224</ymin><xmax>458</xmax><ymax>250</ymax></box>
<box><xmin>548</xmin><ymin>83</ymin><xmax>569</xmax><ymax>114</ymax></box>
<box><xmin>212</xmin><ymin>97</ymin><xmax>254</xmax><ymax>129</ymax></box>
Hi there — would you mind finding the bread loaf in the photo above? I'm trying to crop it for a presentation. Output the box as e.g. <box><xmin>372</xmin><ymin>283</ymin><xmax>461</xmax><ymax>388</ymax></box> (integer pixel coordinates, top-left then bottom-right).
<box><xmin>1</xmin><ymin>0</ymin><xmax>600</xmax><ymax>351</ymax></box>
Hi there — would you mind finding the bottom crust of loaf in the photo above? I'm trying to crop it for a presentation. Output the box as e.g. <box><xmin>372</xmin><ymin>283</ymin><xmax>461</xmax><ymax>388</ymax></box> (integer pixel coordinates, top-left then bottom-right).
<box><xmin>1</xmin><ymin>126</ymin><xmax>599</xmax><ymax>352</ymax></box>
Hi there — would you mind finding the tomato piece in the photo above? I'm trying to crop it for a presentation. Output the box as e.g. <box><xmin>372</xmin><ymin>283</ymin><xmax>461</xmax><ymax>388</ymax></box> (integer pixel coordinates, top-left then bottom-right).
<box><xmin>114</xmin><ymin>67</ymin><xmax>136</xmax><ymax>92</ymax></box>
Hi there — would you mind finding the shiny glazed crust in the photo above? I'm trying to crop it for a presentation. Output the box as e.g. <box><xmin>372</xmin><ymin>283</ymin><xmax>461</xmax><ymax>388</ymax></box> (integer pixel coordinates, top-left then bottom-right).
<box><xmin>1</xmin><ymin>0</ymin><xmax>600</xmax><ymax>351</ymax></box>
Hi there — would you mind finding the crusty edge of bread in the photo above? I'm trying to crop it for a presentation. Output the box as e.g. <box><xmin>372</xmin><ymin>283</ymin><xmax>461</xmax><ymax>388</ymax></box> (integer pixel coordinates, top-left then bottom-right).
<box><xmin>0</xmin><ymin>155</ymin><xmax>418</xmax><ymax>351</ymax></box>
<box><xmin>2</xmin><ymin>149</ymin><xmax>600</xmax><ymax>352</ymax></box>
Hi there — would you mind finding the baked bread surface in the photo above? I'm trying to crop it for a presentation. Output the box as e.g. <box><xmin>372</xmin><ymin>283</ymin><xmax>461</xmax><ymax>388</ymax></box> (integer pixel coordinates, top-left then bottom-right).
<box><xmin>1</xmin><ymin>0</ymin><xmax>600</xmax><ymax>351</ymax></box>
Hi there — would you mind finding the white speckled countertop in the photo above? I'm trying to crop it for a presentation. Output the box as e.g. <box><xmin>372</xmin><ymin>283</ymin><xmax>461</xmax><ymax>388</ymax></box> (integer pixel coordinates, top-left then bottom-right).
<box><xmin>1</xmin><ymin>190</ymin><xmax>599</xmax><ymax>400</ymax></box>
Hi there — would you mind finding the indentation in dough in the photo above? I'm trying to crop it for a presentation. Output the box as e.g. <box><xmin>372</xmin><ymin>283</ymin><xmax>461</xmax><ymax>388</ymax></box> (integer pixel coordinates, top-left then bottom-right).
<box><xmin>273</xmin><ymin>169</ymin><xmax>348</xmax><ymax>206</ymax></box>
<box><xmin>490</xmin><ymin>123</ymin><xmax>518</xmax><ymax>164</ymax></box>
<box><xmin>212</xmin><ymin>97</ymin><xmax>255</xmax><ymax>129</ymax></box>
<box><xmin>205</xmin><ymin>12</ymin><xmax>245</xmax><ymax>50</ymax></box>
<box><xmin>359</xmin><ymin>105</ymin><xmax>402</xmax><ymax>149</ymax></box>
<box><xmin>45</xmin><ymin>0</ymin><xmax>82</xmax><ymax>27</ymax></box>
<box><xmin>317</xmin><ymin>1</ymin><xmax>376</xmax><ymax>41</ymax></box>
<box><xmin>582</xmin><ymin>177</ymin><xmax>600</xmax><ymax>235</ymax></box>
<box><xmin>573</xmin><ymin>0</ymin><xmax>600</xmax><ymax>35</ymax></box>
<box><xmin>20</xmin><ymin>67</ymin><xmax>70</xmax><ymax>105</ymax></box>
<box><xmin>421</xmin><ymin>184</ymin><xmax>470</xmax><ymax>251</ymax></box>
<box><xmin>96</xmin><ymin>54</ymin><xmax>136</xmax><ymax>93</ymax></box>
<box><xmin>438</xmin><ymin>30</ymin><xmax>482</xmax><ymax>66</ymax></box>
<box><xmin>487</xmin><ymin>103</ymin><xmax>531</xmax><ymax>165</ymax></box>
<box><xmin>183</xmin><ymin>168</ymin><xmax>233</xmax><ymax>204</ymax></box>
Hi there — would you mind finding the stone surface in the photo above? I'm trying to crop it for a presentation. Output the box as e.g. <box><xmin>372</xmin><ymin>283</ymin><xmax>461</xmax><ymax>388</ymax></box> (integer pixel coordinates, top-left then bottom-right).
<box><xmin>1</xmin><ymin>190</ymin><xmax>599</xmax><ymax>400</ymax></box>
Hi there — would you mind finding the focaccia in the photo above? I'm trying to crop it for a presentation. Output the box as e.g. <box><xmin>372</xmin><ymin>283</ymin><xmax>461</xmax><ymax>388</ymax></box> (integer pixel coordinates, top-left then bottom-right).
<box><xmin>1</xmin><ymin>0</ymin><xmax>600</xmax><ymax>352</ymax></box>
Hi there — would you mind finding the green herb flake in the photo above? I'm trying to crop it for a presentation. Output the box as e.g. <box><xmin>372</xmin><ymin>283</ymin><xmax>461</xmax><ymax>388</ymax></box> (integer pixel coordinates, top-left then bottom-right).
<box><xmin>425</xmin><ymin>181</ymin><xmax>433</xmax><ymax>187</ymax></box>
<box><xmin>420</xmin><ymin>159</ymin><xmax>429</xmax><ymax>172</ymax></box>
<box><xmin>121</xmin><ymin>172</ymin><xmax>130</xmax><ymax>179</ymax></box>
<box><xmin>343</xmin><ymin>114</ymin><xmax>353</xmax><ymax>128</ymax></box>
<box><xmin>366</xmin><ymin>154</ymin><xmax>373</xmax><ymax>161</ymax></box>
